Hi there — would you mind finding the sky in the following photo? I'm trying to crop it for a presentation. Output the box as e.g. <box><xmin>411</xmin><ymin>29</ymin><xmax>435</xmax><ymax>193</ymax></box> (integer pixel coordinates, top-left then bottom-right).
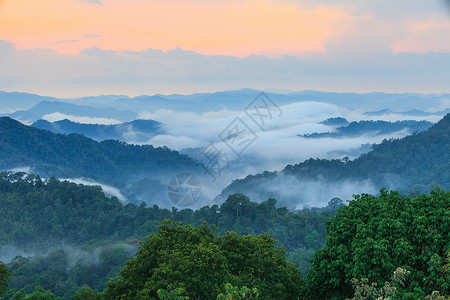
<box><xmin>1</xmin><ymin>0</ymin><xmax>450</xmax><ymax>97</ymax></box>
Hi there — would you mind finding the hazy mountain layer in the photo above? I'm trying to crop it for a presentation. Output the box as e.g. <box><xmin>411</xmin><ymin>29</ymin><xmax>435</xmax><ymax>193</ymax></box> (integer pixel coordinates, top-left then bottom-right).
<box><xmin>32</xmin><ymin>119</ymin><xmax>162</xmax><ymax>143</ymax></box>
<box><xmin>218</xmin><ymin>114</ymin><xmax>450</xmax><ymax>207</ymax></box>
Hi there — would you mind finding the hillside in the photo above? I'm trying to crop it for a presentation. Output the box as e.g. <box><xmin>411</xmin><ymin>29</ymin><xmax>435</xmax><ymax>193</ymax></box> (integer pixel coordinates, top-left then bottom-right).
<box><xmin>9</xmin><ymin>101</ymin><xmax>137</xmax><ymax>123</ymax></box>
<box><xmin>301</xmin><ymin>120</ymin><xmax>433</xmax><ymax>138</ymax></box>
<box><xmin>0</xmin><ymin>117</ymin><xmax>202</xmax><ymax>206</ymax></box>
<box><xmin>219</xmin><ymin>114</ymin><xmax>450</xmax><ymax>204</ymax></box>
<box><xmin>31</xmin><ymin>119</ymin><xmax>162</xmax><ymax>143</ymax></box>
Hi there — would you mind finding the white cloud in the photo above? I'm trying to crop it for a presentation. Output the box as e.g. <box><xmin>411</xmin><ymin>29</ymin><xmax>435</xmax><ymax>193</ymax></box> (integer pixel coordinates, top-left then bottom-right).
<box><xmin>61</xmin><ymin>178</ymin><xmax>127</xmax><ymax>203</ymax></box>
<box><xmin>42</xmin><ymin>112</ymin><xmax>122</xmax><ymax>125</ymax></box>
<box><xmin>1</xmin><ymin>40</ymin><xmax>450</xmax><ymax>98</ymax></box>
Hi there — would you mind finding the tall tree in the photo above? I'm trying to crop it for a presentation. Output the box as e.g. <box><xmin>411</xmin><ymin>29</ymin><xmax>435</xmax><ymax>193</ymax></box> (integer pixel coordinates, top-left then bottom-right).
<box><xmin>104</xmin><ymin>221</ymin><xmax>305</xmax><ymax>299</ymax></box>
<box><xmin>307</xmin><ymin>188</ymin><xmax>450</xmax><ymax>299</ymax></box>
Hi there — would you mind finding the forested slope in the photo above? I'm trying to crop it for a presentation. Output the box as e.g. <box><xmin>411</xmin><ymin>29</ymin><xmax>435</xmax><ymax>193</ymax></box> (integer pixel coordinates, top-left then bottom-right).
<box><xmin>0</xmin><ymin>117</ymin><xmax>201</xmax><ymax>184</ymax></box>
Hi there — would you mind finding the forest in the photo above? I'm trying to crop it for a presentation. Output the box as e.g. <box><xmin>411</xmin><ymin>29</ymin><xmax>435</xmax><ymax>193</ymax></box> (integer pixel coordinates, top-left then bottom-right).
<box><xmin>31</xmin><ymin>119</ymin><xmax>162</xmax><ymax>143</ymax></box>
<box><xmin>0</xmin><ymin>117</ymin><xmax>201</xmax><ymax>184</ymax></box>
<box><xmin>0</xmin><ymin>172</ymin><xmax>449</xmax><ymax>299</ymax></box>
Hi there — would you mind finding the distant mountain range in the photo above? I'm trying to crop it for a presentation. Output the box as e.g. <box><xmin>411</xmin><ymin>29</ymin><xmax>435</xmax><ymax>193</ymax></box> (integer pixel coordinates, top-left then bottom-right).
<box><xmin>9</xmin><ymin>100</ymin><xmax>137</xmax><ymax>124</ymax></box>
<box><xmin>364</xmin><ymin>108</ymin><xmax>450</xmax><ymax>116</ymax></box>
<box><xmin>0</xmin><ymin>91</ymin><xmax>58</xmax><ymax>114</ymax></box>
<box><xmin>218</xmin><ymin>114</ymin><xmax>450</xmax><ymax>207</ymax></box>
<box><xmin>32</xmin><ymin>119</ymin><xmax>162</xmax><ymax>143</ymax></box>
<box><xmin>1</xmin><ymin>89</ymin><xmax>449</xmax><ymax>122</ymax></box>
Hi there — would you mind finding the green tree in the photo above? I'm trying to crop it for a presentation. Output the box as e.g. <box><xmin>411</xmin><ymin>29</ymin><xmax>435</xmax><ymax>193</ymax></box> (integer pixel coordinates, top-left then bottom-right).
<box><xmin>72</xmin><ymin>286</ymin><xmax>103</xmax><ymax>300</ymax></box>
<box><xmin>156</xmin><ymin>288</ymin><xmax>188</xmax><ymax>300</ymax></box>
<box><xmin>307</xmin><ymin>188</ymin><xmax>450</xmax><ymax>299</ymax></box>
<box><xmin>216</xmin><ymin>283</ymin><xmax>259</xmax><ymax>300</ymax></box>
<box><xmin>2</xmin><ymin>286</ymin><xmax>61</xmax><ymax>299</ymax></box>
<box><xmin>346</xmin><ymin>267</ymin><xmax>410</xmax><ymax>300</ymax></box>
<box><xmin>104</xmin><ymin>220</ymin><xmax>305</xmax><ymax>299</ymax></box>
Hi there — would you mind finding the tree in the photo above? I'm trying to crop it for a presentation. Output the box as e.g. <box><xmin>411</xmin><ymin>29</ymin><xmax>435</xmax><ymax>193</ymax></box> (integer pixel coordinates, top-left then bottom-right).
<box><xmin>104</xmin><ymin>220</ymin><xmax>305</xmax><ymax>299</ymax></box>
<box><xmin>216</xmin><ymin>283</ymin><xmax>259</xmax><ymax>299</ymax></box>
<box><xmin>1</xmin><ymin>286</ymin><xmax>61</xmax><ymax>299</ymax></box>
<box><xmin>307</xmin><ymin>188</ymin><xmax>450</xmax><ymax>299</ymax></box>
<box><xmin>72</xmin><ymin>286</ymin><xmax>103</xmax><ymax>300</ymax></box>
<box><xmin>0</xmin><ymin>261</ymin><xmax>8</xmax><ymax>294</ymax></box>
<box><xmin>346</xmin><ymin>267</ymin><xmax>410</xmax><ymax>300</ymax></box>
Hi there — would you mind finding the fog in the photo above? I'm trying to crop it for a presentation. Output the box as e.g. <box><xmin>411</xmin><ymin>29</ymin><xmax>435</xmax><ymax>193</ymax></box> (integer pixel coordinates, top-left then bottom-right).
<box><xmin>231</xmin><ymin>174</ymin><xmax>378</xmax><ymax>209</ymax></box>
<box><xmin>42</xmin><ymin>112</ymin><xmax>122</xmax><ymax>125</ymax></box>
<box><xmin>0</xmin><ymin>243</ymin><xmax>137</xmax><ymax>268</ymax></box>
<box><xmin>61</xmin><ymin>178</ymin><xmax>128</xmax><ymax>203</ymax></box>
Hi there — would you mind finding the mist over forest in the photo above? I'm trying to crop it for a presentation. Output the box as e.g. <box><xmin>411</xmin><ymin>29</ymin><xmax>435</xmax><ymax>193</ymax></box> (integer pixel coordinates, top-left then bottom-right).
<box><xmin>0</xmin><ymin>88</ymin><xmax>449</xmax><ymax>299</ymax></box>
<box><xmin>2</xmin><ymin>0</ymin><xmax>450</xmax><ymax>298</ymax></box>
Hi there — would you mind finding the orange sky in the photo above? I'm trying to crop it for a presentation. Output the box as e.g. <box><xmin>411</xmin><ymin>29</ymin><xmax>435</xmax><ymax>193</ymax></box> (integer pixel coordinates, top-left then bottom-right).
<box><xmin>1</xmin><ymin>0</ymin><xmax>450</xmax><ymax>57</ymax></box>
<box><xmin>0</xmin><ymin>0</ymin><xmax>352</xmax><ymax>56</ymax></box>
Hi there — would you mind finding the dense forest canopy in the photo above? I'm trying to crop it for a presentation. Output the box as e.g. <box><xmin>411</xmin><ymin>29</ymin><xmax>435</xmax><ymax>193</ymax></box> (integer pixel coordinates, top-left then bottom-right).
<box><xmin>0</xmin><ymin>172</ymin><xmax>335</xmax><ymax>298</ymax></box>
<box><xmin>0</xmin><ymin>117</ymin><xmax>201</xmax><ymax>182</ymax></box>
<box><xmin>0</xmin><ymin>117</ymin><xmax>204</xmax><ymax>207</ymax></box>
<box><xmin>0</xmin><ymin>172</ymin><xmax>448</xmax><ymax>299</ymax></box>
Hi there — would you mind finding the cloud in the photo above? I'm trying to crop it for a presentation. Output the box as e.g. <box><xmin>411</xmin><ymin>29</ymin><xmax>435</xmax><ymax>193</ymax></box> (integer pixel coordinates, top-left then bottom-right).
<box><xmin>1</xmin><ymin>40</ymin><xmax>450</xmax><ymax>98</ymax></box>
<box><xmin>251</xmin><ymin>174</ymin><xmax>378</xmax><ymax>209</ymax></box>
<box><xmin>85</xmin><ymin>33</ymin><xmax>105</xmax><ymax>39</ymax></box>
<box><xmin>392</xmin><ymin>19</ymin><xmax>450</xmax><ymax>53</ymax></box>
<box><xmin>55</xmin><ymin>39</ymin><xmax>82</xmax><ymax>45</ymax></box>
<box><xmin>137</xmin><ymin>101</ymin><xmax>440</xmax><ymax>181</ymax></box>
<box><xmin>61</xmin><ymin>178</ymin><xmax>127</xmax><ymax>203</ymax></box>
<box><xmin>42</xmin><ymin>112</ymin><xmax>122</xmax><ymax>125</ymax></box>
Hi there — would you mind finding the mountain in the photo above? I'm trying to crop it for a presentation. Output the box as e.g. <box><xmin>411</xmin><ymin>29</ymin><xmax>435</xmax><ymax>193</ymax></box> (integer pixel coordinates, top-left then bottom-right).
<box><xmin>112</xmin><ymin>89</ymin><xmax>270</xmax><ymax>113</ymax></box>
<box><xmin>301</xmin><ymin>120</ymin><xmax>433</xmax><ymax>138</ymax></box>
<box><xmin>31</xmin><ymin>119</ymin><xmax>162</xmax><ymax>143</ymax></box>
<box><xmin>111</xmin><ymin>89</ymin><xmax>450</xmax><ymax>114</ymax></box>
<box><xmin>364</xmin><ymin>108</ymin><xmax>450</xmax><ymax>116</ymax></box>
<box><xmin>1</xmin><ymin>89</ymin><xmax>449</xmax><ymax>118</ymax></box>
<box><xmin>0</xmin><ymin>117</ymin><xmax>203</xmax><ymax>207</ymax></box>
<box><xmin>218</xmin><ymin>114</ymin><xmax>450</xmax><ymax>206</ymax></box>
<box><xmin>287</xmin><ymin>91</ymin><xmax>449</xmax><ymax>112</ymax></box>
<box><xmin>9</xmin><ymin>101</ymin><xmax>138</xmax><ymax>124</ymax></box>
<box><xmin>0</xmin><ymin>91</ymin><xmax>58</xmax><ymax>114</ymax></box>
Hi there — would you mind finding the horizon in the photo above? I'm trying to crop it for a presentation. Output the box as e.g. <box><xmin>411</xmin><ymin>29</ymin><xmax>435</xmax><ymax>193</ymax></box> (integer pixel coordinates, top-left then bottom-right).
<box><xmin>1</xmin><ymin>87</ymin><xmax>450</xmax><ymax>100</ymax></box>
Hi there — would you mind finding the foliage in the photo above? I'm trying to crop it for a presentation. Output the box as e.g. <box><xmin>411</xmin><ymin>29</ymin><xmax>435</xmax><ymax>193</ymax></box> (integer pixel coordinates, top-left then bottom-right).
<box><xmin>103</xmin><ymin>221</ymin><xmax>305</xmax><ymax>299</ymax></box>
<box><xmin>0</xmin><ymin>117</ymin><xmax>201</xmax><ymax>186</ymax></box>
<box><xmin>157</xmin><ymin>288</ymin><xmax>188</xmax><ymax>300</ymax></box>
<box><xmin>0</xmin><ymin>262</ymin><xmax>8</xmax><ymax>295</ymax></box>
<box><xmin>216</xmin><ymin>283</ymin><xmax>259</xmax><ymax>300</ymax></box>
<box><xmin>72</xmin><ymin>286</ymin><xmax>103</xmax><ymax>300</ymax></box>
<box><xmin>307</xmin><ymin>188</ymin><xmax>450</xmax><ymax>299</ymax></box>
<box><xmin>0</xmin><ymin>286</ymin><xmax>62</xmax><ymax>300</ymax></box>
<box><xmin>0</xmin><ymin>175</ymin><xmax>332</xmax><ymax>298</ymax></box>
<box><xmin>424</xmin><ymin>291</ymin><xmax>449</xmax><ymax>300</ymax></box>
<box><xmin>443</xmin><ymin>249</ymin><xmax>450</xmax><ymax>275</ymax></box>
<box><xmin>6</xmin><ymin>245</ymin><xmax>131</xmax><ymax>299</ymax></box>
<box><xmin>346</xmin><ymin>267</ymin><xmax>410</xmax><ymax>300</ymax></box>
